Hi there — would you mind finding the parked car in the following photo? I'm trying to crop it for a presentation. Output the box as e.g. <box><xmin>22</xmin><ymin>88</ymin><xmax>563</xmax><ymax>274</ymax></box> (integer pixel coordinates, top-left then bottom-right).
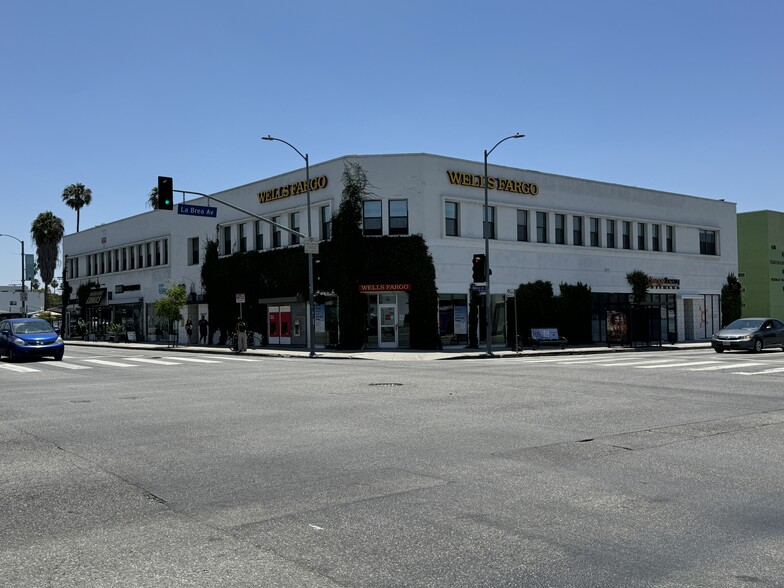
<box><xmin>711</xmin><ymin>318</ymin><xmax>784</xmax><ymax>353</ymax></box>
<box><xmin>0</xmin><ymin>318</ymin><xmax>65</xmax><ymax>361</ymax></box>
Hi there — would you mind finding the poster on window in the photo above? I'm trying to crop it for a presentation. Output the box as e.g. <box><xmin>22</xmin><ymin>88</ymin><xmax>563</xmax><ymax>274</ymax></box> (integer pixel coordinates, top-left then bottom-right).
<box><xmin>454</xmin><ymin>306</ymin><xmax>468</xmax><ymax>335</ymax></box>
<box><xmin>607</xmin><ymin>311</ymin><xmax>628</xmax><ymax>344</ymax></box>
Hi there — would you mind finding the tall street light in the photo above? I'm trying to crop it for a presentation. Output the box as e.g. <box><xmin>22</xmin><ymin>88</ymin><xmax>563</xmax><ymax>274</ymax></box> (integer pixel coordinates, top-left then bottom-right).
<box><xmin>0</xmin><ymin>233</ymin><xmax>27</xmax><ymax>317</ymax></box>
<box><xmin>484</xmin><ymin>133</ymin><xmax>525</xmax><ymax>356</ymax></box>
<box><xmin>261</xmin><ymin>135</ymin><xmax>316</xmax><ymax>358</ymax></box>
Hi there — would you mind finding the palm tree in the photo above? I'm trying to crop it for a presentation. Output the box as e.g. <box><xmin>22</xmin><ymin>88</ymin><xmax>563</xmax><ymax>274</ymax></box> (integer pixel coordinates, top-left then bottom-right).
<box><xmin>147</xmin><ymin>186</ymin><xmax>159</xmax><ymax>209</ymax></box>
<box><xmin>61</xmin><ymin>183</ymin><xmax>92</xmax><ymax>232</ymax></box>
<box><xmin>30</xmin><ymin>211</ymin><xmax>64</xmax><ymax>311</ymax></box>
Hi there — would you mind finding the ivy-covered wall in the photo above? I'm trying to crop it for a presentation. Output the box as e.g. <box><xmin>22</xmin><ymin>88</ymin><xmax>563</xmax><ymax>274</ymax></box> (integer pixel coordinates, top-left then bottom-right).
<box><xmin>201</xmin><ymin>234</ymin><xmax>440</xmax><ymax>349</ymax></box>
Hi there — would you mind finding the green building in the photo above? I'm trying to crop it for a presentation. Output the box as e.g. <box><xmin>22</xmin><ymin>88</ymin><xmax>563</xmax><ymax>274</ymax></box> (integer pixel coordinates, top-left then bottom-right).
<box><xmin>737</xmin><ymin>210</ymin><xmax>784</xmax><ymax>319</ymax></box>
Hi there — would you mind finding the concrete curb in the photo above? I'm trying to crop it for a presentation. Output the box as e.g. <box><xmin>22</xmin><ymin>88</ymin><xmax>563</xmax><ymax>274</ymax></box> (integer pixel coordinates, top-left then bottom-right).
<box><xmin>63</xmin><ymin>339</ymin><xmax>713</xmax><ymax>361</ymax></box>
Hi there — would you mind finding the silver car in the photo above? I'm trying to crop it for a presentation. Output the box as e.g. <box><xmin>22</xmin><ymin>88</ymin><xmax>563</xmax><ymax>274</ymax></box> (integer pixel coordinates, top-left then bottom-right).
<box><xmin>711</xmin><ymin>317</ymin><xmax>784</xmax><ymax>353</ymax></box>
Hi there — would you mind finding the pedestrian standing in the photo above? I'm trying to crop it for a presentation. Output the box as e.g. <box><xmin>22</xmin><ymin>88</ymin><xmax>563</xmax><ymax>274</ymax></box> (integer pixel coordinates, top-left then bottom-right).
<box><xmin>235</xmin><ymin>316</ymin><xmax>248</xmax><ymax>352</ymax></box>
<box><xmin>198</xmin><ymin>314</ymin><xmax>209</xmax><ymax>345</ymax></box>
<box><xmin>184</xmin><ymin>318</ymin><xmax>193</xmax><ymax>346</ymax></box>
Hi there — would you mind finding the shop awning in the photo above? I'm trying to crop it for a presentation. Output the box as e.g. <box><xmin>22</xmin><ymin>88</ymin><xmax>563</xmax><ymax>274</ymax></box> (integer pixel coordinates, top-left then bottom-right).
<box><xmin>86</xmin><ymin>288</ymin><xmax>106</xmax><ymax>306</ymax></box>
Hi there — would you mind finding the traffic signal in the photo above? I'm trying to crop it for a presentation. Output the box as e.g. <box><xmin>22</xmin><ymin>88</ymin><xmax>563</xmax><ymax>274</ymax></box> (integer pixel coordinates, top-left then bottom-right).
<box><xmin>312</xmin><ymin>256</ymin><xmax>322</xmax><ymax>289</ymax></box>
<box><xmin>157</xmin><ymin>176</ymin><xmax>174</xmax><ymax>210</ymax></box>
<box><xmin>472</xmin><ymin>253</ymin><xmax>486</xmax><ymax>283</ymax></box>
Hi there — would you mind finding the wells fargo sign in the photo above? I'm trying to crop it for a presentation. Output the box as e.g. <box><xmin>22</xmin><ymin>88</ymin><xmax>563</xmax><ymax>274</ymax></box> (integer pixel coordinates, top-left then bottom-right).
<box><xmin>258</xmin><ymin>175</ymin><xmax>328</xmax><ymax>204</ymax></box>
<box><xmin>358</xmin><ymin>283</ymin><xmax>412</xmax><ymax>293</ymax></box>
<box><xmin>447</xmin><ymin>170</ymin><xmax>539</xmax><ymax>196</ymax></box>
<box><xmin>649</xmin><ymin>277</ymin><xmax>680</xmax><ymax>290</ymax></box>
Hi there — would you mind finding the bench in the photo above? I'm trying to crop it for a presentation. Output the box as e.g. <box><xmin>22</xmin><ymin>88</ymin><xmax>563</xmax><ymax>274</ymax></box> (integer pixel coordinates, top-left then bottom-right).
<box><xmin>528</xmin><ymin>328</ymin><xmax>568</xmax><ymax>350</ymax></box>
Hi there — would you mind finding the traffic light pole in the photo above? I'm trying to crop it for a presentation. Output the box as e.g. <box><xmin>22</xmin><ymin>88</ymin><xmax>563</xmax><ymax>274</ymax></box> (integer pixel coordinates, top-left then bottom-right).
<box><xmin>170</xmin><ymin>188</ymin><xmax>315</xmax><ymax>355</ymax></box>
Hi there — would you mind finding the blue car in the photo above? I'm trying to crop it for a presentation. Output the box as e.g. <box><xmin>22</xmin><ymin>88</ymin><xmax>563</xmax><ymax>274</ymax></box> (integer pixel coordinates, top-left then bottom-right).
<box><xmin>0</xmin><ymin>318</ymin><xmax>65</xmax><ymax>361</ymax></box>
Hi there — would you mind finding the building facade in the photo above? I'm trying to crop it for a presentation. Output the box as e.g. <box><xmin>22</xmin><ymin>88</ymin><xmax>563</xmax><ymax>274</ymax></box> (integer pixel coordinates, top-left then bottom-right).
<box><xmin>737</xmin><ymin>210</ymin><xmax>784</xmax><ymax>319</ymax></box>
<box><xmin>62</xmin><ymin>153</ymin><xmax>737</xmax><ymax>347</ymax></box>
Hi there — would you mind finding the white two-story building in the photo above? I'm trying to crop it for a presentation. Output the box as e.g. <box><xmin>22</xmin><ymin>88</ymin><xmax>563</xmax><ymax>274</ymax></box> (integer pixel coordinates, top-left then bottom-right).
<box><xmin>63</xmin><ymin>153</ymin><xmax>737</xmax><ymax>347</ymax></box>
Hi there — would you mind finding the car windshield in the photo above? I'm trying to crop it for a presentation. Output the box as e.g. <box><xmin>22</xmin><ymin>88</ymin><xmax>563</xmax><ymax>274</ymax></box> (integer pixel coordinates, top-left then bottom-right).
<box><xmin>724</xmin><ymin>319</ymin><xmax>764</xmax><ymax>331</ymax></box>
<box><xmin>11</xmin><ymin>320</ymin><xmax>54</xmax><ymax>334</ymax></box>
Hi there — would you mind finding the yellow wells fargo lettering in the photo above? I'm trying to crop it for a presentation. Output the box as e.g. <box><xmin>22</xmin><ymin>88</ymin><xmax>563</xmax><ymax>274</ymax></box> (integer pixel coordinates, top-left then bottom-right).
<box><xmin>446</xmin><ymin>170</ymin><xmax>539</xmax><ymax>196</ymax></box>
<box><xmin>258</xmin><ymin>175</ymin><xmax>329</xmax><ymax>204</ymax></box>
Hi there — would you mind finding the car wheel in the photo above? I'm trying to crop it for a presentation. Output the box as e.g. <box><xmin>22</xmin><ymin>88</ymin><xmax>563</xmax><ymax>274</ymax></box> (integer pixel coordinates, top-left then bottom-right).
<box><xmin>714</xmin><ymin>347</ymin><xmax>724</xmax><ymax>353</ymax></box>
<box><xmin>54</xmin><ymin>351</ymin><xmax>64</xmax><ymax>361</ymax></box>
<box><xmin>752</xmin><ymin>338</ymin><xmax>763</xmax><ymax>353</ymax></box>
<box><xmin>8</xmin><ymin>347</ymin><xmax>17</xmax><ymax>362</ymax></box>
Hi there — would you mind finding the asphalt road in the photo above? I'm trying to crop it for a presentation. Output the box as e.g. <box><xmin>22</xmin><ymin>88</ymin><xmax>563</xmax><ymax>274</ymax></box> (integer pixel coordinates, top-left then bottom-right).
<box><xmin>2</xmin><ymin>346</ymin><xmax>784</xmax><ymax>587</ymax></box>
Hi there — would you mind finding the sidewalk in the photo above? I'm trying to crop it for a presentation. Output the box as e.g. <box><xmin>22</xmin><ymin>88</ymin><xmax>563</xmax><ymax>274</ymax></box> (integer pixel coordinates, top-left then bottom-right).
<box><xmin>64</xmin><ymin>339</ymin><xmax>713</xmax><ymax>361</ymax></box>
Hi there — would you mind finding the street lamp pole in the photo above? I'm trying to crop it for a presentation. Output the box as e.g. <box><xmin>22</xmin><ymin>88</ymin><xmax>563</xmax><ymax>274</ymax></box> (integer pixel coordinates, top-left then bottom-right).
<box><xmin>0</xmin><ymin>233</ymin><xmax>27</xmax><ymax>317</ymax></box>
<box><xmin>483</xmin><ymin>133</ymin><xmax>525</xmax><ymax>356</ymax></box>
<box><xmin>262</xmin><ymin>135</ymin><xmax>316</xmax><ymax>358</ymax></box>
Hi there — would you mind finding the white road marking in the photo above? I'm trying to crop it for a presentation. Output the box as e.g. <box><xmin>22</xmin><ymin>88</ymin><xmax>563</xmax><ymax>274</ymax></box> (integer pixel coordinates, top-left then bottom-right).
<box><xmin>635</xmin><ymin>361</ymin><xmax>721</xmax><ymax>369</ymax></box>
<box><xmin>43</xmin><ymin>362</ymin><xmax>91</xmax><ymax>369</ymax></box>
<box><xmin>733</xmin><ymin>367</ymin><xmax>784</xmax><ymax>376</ymax></box>
<box><xmin>0</xmin><ymin>363</ymin><xmax>40</xmax><ymax>373</ymax></box>
<box><xmin>161</xmin><ymin>356</ymin><xmax>222</xmax><ymax>363</ymax></box>
<box><xmin>689</xmin><ymin>362</ymin><xmax>765</xmax><ymax>371</ymax></box>
<box><xmin>214</xmin><ymin>356</ymin><xmax>259</xmax><ymax>362</ymax></box>
<box><xmin>123</xmin><ymin>357</ymin><xmax>181</xmax><ymax>366</ymax></box>
<box><xmin>83</xmin><ymin>359</ymin><xmax>140</xmax><ymax>368</ymax></box>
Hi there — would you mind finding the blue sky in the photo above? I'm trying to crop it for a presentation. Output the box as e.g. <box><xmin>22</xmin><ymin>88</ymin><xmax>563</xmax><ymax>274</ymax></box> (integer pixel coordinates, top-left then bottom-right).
<box><xmin>2</xmin><ymin>0</ymin><xmax>782</xmax><ymax>287</ymax></box>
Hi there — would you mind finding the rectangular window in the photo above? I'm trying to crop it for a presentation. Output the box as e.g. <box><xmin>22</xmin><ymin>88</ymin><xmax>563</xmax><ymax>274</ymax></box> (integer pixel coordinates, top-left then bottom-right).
<box><xmin>114</xmin><ymin>249</ymin><xmax>120</xmax><ymax>272</ymax></box>
<box><xmin>122</xmin><ymin>248</ymin><xmax>127</xmax><ymax>271</ymax></box>
<box><xmin>239</xmin><ymin>223</ymin><xmax>247</xmax><ymax>252</ymax></box>
<box><xmin>127</xmin><ymin>247</ymin><xmax>134</xmax><ymax>270</ymax></box>
<box><xmin>163</xmin><ymin>239</ymin><xmax>168</xmax><ymax>265</ymax></box>
<box><xmin>290</xmin><ymin>213</ymin><xmax>300</xmax><ymax>245</ymax></box>
<box><xmin>536</xmin><ymin>211</ymin><xmax>547</xmax><ymax>243</ymax></box>
<box><xmin>622</xmin><ymin>221</ymin><xmax>631</xmax><ymax>250</ymax></box>
<box><xmin>590</xmin><ymin>217</ymin><xmax>600</xmax><ymax>247</ymax></box>
<box><xmin>255</xmin><ymin>220</ymin><xmax>264</xmax><ymax>251</ymax></box>
<box><xmin>517</xmin><ymin>209</ymin><xmax>528</xmax><ymax>242</ymax></box>
<box><xmin>223</xmin><ymin>226</ymin><xmax>232</xmax><ymax>255</ymax></box>
<box><xmin>389</xmin><ymin>199</ymin><xmax>409</xmax><ymax>235</ymax></box>
<box><xmin>320</xmin><ymin>204</ymin><xmax>331</xmax><ymax>240</ymax></box>
<box><xmin>637</xmin><ymin>223</ymin><xmax>646</xmax><ymax>250</ymax></box>
<box><xmin>652</xmin><ymin>224</ymin><xmax>660</xmax><ymax>252</ymax></box>
<box><xmin>86</xmin><ymin>255</ymin><xmax>91</xmax><ymax>276</ymax></box>
<box><xmin>363</xmin><ymin>201</ymin><xmax>382</xmax><ymax>236</ymax></box>
<box><xmin>485</xmin><ymin>206</ymin><xmax>496</xmax><ymax>239</ymax></box>
<box><xmin>573</xmin><ymin>216</ymin><xmax>583</xmax><ymax>246</ymax></box>
<box><xmin>666</xmin><ymin>225</ymin><xmax>674</xmax><ymax>252</ymax></box>
<box><xmin>272</xmin><ymin>217</ymin><xmax>281</xmax><ymax>248</ymax></box>
<box><xmin>138</xmin><ymin>245</ymin><xmax>144</xmax><ymax>269</ymax></box>
<box><xmin>189</xmin><ymin>237</ymin><xmax>199</xmax><ymax>266</ymax></box>
<box><xmin>146</xmin><ymin>243</ymin><xmax>152</xmax><ymax>267</ymax></box>
<box><xmin>155</xmin><ymin>241</ymin><xmax>162</xmax><ymax>266</ymax></box>
<box><xmin>445</xmin><ymin>201</ymin><xmax>459</xmax><ymax>237</ymax></box>
<box><xmin>555</xmin><ymin>214</ymin><xmax>565</xmax><ymax>245</ymax></box>
<box><xmin>606</xmin><ymin>219</ymin><xmax>616</xmax><ymax>249</ymax></box>
<box><xmin>699</xmin><ymin>230</ymin><xmax>717</xmax><ymax>255</ymax></box>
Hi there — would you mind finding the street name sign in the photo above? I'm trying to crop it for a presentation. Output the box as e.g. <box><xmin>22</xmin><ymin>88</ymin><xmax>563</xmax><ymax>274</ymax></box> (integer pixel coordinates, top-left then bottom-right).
<box><xmin>177</xmin><ymin>203</ymin><xmax>217</xmax><ymax>217</ymax></box>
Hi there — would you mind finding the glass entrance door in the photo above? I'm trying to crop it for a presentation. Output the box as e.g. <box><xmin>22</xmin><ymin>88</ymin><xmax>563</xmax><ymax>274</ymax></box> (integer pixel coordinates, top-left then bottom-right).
<box><xmin>378</xmin><ymin>304</ymin><xmax>397</xmax><ymax>348</ymax></box>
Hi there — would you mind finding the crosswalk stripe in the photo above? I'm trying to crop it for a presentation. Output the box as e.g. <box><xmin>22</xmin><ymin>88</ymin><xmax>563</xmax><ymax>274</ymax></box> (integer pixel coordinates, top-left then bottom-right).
<box><xmin>636</xmin><ymin>361</ymin><xmax>721</xmax><ymax>369</ymax></box>
<box><xmin>161</xmin><ymin>356</ymin><xmax>221</xmax><ymax>363</ymax></box>
<box><xmin>733</xmin><ymin>367</ymin><xmax>784</xmax><ymax>376</ymax></box>
<box><xmin>210</xmin><ymin>356</ymin><xmax>258</xmax><ymax>362</ymax></box>
<box><xmin>0</xmin><ymin>363</ymin><xmax>40</xmax><ymax>373</ymax></box>
<box><xmin>44</xmin><ymin>362</ymin><xmax>91</xmax><ymax>369</ymax></box>
<box><xmin>689</xmin><ymin>362</ymin><xmax>764</xmax><ymax>371</ymax></box>
<box><xmin>594</xmin><ymin>359</ymin><xmax>677</xmax><ymax>367</ymax></box>
<box><xmin>83</xmin><ymin>359</ymin><xmax>140</xmax><ymax>368</ymax></box>
<box><xmin>123</xmin><ymin>357</ymin><xmax>181</xmax><ymax>366</ymax></box>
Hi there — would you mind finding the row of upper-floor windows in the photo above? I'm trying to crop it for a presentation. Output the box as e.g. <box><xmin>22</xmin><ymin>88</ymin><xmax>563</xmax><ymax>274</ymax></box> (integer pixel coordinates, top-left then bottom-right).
<box><xmin>445</xmin><ymin>201</ymin><xmax>719</xmax><ymax>255</ymax></box>
<box><xmin>213</xmin><ymin>200</ymin><xmax>411</xmax><ymax>258</ymax></box>
<box><xmin>68</xmin><ymin>239</ymin><xmax>169</xmax><ymax>279</ymax></box>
